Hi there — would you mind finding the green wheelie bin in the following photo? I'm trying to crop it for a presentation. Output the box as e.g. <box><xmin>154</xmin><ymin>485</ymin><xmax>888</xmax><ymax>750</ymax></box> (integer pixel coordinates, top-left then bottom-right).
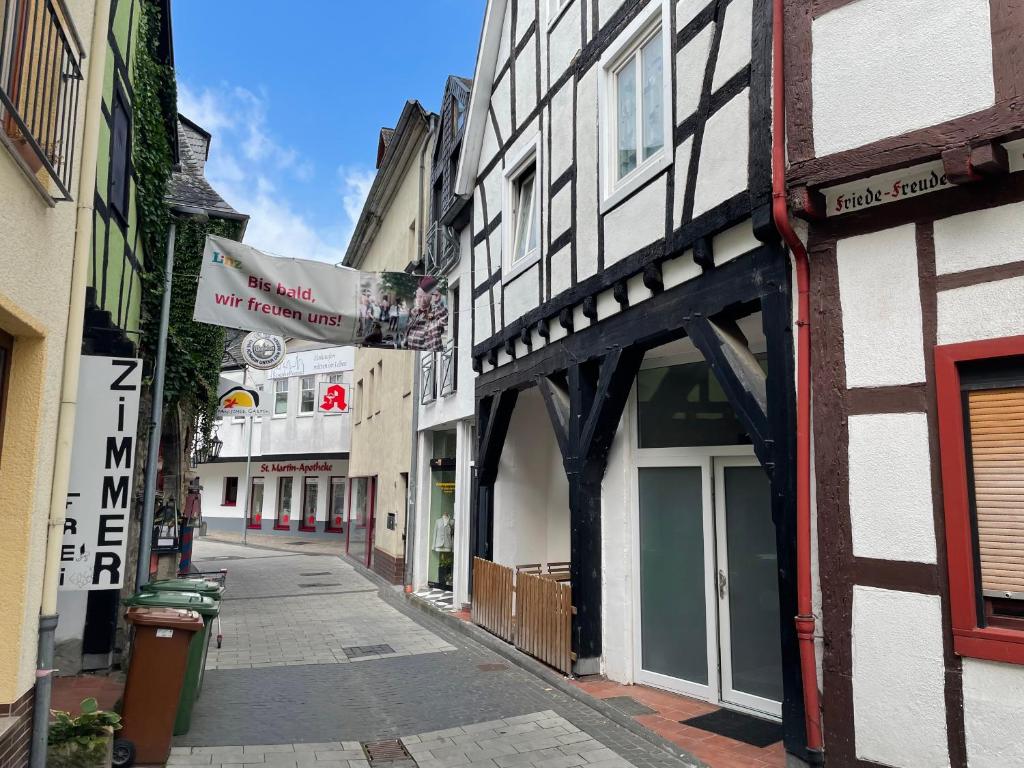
<box><xmin>145</xmin><ymin>578</ymin><xmax>224</xmax><ymax>692</ymax></box>
<box><xmin>124</xmin><ymin>591</ymin><xmax>219</xmax><ymax>735</ymax></box>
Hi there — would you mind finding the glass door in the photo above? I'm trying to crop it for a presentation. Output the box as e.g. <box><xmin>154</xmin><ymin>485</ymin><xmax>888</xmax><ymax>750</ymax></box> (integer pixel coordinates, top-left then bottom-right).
<box><xmin>714</xmin><ymin>456</ymin><xmax>783</xmax><ymax>717</ymax></box>
<box><xmin>327</xmin><ymin>477</ymin><xmax>346</xmax><ymax>532</ymax></box>
<box><xmin>634</xmin><ymin>459</ymin><xmax>716</xmax><ymax>699</ymax></box>
<box><xmin>346</xmin><ymin>477</ymin><xmax>376</xmax><ymax>566</ymax></box>
<box><xmin>275</xmin><ymin>477</ymin><xmax>293</xmax><ymax>529</ymax></box>
<box><xmin>300</xmin><ymin>477</ymin><xmax>319</xmax><ymax>531</ymax></box>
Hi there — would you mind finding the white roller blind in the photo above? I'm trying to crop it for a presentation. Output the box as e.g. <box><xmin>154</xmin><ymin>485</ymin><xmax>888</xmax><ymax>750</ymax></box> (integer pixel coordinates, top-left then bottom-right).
<box><xmin>968</xmin><ymin>387</ymin><xmax>1024</xmax><ymax>596</ymax></box>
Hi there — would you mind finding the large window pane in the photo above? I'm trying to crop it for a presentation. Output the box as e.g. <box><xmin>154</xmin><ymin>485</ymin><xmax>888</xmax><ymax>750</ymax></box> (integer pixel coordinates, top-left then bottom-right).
<box><xmin>513</xmin><ymin>170</ymin><xmax>536</xmax><ymax>263</ymax></box>
<box><xmin>641</xmin><ymin>32</ymin><xmax>664</xmax><ymax>160</ymax></box>
<box><xmin>639</xmin><ymin>467</ymin><xmax>707</xmax><ymax>684</ymax></box>
<box><xmin>637</xmin><ymin>359</ymin><xmax>766</xmax><ymax>448</ymax></box>
<box><xmin>724</xmin><ymin>465</ymin><xmax>783</xmax><ymax>702</ymax></box>
<box><xmin>616</xmin><ymin>56</ymin><xmax>637</xmax><ymax>179</ymax></box>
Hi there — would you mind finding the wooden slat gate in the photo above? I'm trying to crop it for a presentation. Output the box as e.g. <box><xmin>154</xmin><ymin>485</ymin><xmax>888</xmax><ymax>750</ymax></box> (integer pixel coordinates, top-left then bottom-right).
<box><xmin>471</xmin><ymin>557</ymin><xmax>514</xmax><ymax>642</ymax></box>
<box><xmin>513</xmin><ymin>571</ymin><xmax>573</xmax><ymax>675</ymax></box>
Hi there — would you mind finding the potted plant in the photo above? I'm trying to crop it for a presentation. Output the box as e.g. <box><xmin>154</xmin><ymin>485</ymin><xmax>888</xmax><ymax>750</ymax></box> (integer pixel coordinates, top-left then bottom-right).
<box><xmin>47</xmin><ymin>697</ymin><xmax>121</xmax><ymax>768</ymax></box>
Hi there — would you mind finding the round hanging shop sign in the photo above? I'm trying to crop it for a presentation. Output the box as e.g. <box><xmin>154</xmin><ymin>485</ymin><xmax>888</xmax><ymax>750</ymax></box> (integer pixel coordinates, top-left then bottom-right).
<box><xmin>241</xmin><ymin>332</ymin><xmax>287</xmax><ymax>370</ymax></box>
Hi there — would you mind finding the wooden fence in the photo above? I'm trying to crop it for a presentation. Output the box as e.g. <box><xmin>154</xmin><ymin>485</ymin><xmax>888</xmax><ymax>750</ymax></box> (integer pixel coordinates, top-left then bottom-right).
<box><xmin>514</xmin><ymin>571</ymin><xmax>574</xmax><ymax>675</ymax></box>
<box><xmin>471</xmin><ymin>557</ymin><xmax>514</xmax><ymax>642</ymax></box>
<box><xmin>471</xmin><ymin>558</ymin><xmax>574</xmax><ymax>676</ymax></box>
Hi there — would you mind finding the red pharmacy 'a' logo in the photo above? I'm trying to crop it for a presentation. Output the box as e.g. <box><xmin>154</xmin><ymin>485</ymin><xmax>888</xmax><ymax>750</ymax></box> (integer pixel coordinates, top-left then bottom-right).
<box><xmin>320</xmin><ymin>384</ymin><xmax>348</xmax><ymax>412</ymax></box>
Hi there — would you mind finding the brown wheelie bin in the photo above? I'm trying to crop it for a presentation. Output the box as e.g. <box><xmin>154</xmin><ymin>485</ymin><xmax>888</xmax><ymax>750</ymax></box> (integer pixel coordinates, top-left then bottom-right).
<box><xmin>118</xmin><ymin>607</ymin><xmax>205</xmax><ymax>765</ymax></box>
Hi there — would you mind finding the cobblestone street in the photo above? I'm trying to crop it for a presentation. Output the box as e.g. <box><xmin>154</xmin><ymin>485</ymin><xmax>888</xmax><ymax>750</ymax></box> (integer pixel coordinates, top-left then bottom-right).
<box><xmin>169</xmin><ymin>539</ymin><xmax>701</xmax><ymax>768</ymax></box>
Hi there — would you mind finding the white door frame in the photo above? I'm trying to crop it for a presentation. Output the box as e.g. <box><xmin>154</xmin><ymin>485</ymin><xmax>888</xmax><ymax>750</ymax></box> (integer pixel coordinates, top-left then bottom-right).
<box><xmin>714</xmin><ymin>454</ymin><xmax>783</xmax><ymax>719</ymax></box>
<box><xmin>630</xmin><ymin>443</ymin><xmax>753</xmax><ymax>702</ymax></box>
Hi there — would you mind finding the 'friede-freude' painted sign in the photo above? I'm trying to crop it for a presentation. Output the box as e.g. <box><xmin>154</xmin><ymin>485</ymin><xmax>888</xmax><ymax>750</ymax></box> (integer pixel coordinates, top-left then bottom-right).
<box><xmin>61</xmin><ymin>357</ymin><xmax>142</xmax><ymax>591</ymax></box>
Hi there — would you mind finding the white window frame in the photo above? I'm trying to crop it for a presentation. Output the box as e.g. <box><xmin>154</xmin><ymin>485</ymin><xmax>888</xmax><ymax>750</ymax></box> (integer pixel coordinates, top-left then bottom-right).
<box><xmin>273</xmin><ymin>378</ymin><xmax>289</xmax><ymax>418</ymax></box>
<box><xmin>598</xmin><ymin>0</ymin><xmax>672</xmax><ymax>213</ymax></box>
<box><xmin>502</xmin><ymin>134</ymin><xmax>542</xmax><ymax>283</ymax></box>
<box><xmin>299</xmin><ymin>375</ymin><xmax>316</xmax><ymax>415</ymax></box>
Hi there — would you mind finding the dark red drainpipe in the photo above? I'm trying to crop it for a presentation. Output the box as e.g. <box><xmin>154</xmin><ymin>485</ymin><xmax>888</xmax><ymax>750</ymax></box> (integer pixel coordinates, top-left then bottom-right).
<box><xmin>770</xmin><ymin>0</ymin><xmax>824</xmax><ymax>760</ymax></box>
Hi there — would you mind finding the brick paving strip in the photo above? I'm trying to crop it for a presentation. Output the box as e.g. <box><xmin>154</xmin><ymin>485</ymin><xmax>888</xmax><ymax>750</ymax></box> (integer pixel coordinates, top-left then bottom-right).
<box><xmin>168</xmin><ymin>711</ymin><xmax>640</xmax><ymax>767</ymax></box>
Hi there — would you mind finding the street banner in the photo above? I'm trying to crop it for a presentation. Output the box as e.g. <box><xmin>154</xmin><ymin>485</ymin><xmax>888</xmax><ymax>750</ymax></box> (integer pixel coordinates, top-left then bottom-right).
<box><xmin>194</xmin><ymin>235</ymin><xmax>449</xmax><ymax>351</ymax></box>
<box><xmin>61</xmin><ymin>356</ymin><xmax>142</xmax><ymax>591</ymax></box>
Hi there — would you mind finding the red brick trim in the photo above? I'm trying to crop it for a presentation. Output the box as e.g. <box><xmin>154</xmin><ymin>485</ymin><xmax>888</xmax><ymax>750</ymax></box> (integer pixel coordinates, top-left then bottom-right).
<box><xmin>0</xmin><ymin>687</ymin><xmax>35</xmax><ymax>768</ymax></box>
<box><xmin>371</xmin><ymin>548</ymin><xmax>405</xmax><ymax>585</ymax></box>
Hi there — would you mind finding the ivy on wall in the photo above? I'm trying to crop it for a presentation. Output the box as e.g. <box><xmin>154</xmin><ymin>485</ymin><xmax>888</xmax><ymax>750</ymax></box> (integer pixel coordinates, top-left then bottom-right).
<box><xmin>133</xmin><ymin>0</ymin><xmax>241</xmax><ymax>442</ymax></box>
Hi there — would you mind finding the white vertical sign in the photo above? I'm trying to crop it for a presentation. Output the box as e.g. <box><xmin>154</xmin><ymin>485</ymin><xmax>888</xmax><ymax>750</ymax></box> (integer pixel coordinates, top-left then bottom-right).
<box><xmin>60</xmin><ymin>356</ymin><xmax>142</xmax><ymax>591</ymax></box>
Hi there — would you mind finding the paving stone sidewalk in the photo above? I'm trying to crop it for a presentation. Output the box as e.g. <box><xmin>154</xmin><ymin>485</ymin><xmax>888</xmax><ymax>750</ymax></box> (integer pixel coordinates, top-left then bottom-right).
<box><xmin>171</xmin><ymin>539</ymin><xmax>700</xmax><ymax>768</ymax></box>
<box><xmin>168</xmin><ymin>711</ymin><xmax>638</xmax><ymax>768</ymax></box>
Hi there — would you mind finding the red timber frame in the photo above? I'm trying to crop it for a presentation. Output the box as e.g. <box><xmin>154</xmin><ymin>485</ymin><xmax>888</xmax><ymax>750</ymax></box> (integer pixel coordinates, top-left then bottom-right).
<box><xmin>936</xmin><ymin>334</ymin><xmax>1024</xmax><ymax>665</ymax></box>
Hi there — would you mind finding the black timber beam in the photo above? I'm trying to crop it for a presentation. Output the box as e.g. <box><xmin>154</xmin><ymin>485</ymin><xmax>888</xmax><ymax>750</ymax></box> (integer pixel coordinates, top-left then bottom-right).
<box><xmin>682</xmin><ymin>314</ymin><xmax>773</xmax><ymax>470</ymax></box>
<box><xmin>471</xmin><ymin>389</ymin><xmax>519</xmax><ymax>572</ymax></box>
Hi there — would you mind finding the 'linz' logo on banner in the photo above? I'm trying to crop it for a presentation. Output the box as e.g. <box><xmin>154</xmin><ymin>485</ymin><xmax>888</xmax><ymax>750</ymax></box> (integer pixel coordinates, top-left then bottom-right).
<box><xmin>60</xmin><ymin>357</ymin><xmax>142</xmax><ymax>591</ymax></box>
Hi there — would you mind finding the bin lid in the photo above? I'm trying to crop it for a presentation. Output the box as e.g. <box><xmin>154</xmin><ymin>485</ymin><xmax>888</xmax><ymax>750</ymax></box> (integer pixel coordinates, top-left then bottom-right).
<box><xmin>125</xmin><ymin>606</ymin><xmax>205</xmax><ymax>631</ymax></box>
<box><xmin>124</xmin><ymin>591</ymin><xmax>220</xmax><ymax>616</ymax></box>
<box><xmin>147</xmin><ymin>578</ymin><xmax>224</xmax><ymax>598</ymax></box>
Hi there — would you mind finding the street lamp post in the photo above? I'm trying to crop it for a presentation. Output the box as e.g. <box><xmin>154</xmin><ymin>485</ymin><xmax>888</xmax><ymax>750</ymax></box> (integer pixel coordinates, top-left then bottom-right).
<box><xmin>136</xmin><ymin>204</ymin><xmax>208</xmax><ymax>592</ymax></box>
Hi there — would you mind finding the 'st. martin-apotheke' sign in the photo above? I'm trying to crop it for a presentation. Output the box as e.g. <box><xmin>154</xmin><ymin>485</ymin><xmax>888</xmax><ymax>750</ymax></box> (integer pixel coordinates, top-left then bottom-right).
<box><xmin>61</xmin><ymin>357</ymin><xmax>142</xmax><ymax>591</ymax></box>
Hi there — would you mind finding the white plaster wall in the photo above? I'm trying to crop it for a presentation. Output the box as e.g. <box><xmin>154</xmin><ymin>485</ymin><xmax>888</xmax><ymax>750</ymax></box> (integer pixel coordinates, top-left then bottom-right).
<box><xmin>492</xmin><ymin>73</ymin><xmax>513</xmax><ymax>143</ymax></box>
<box><xmin>604</xmin><ymin>176</ymin><xmax>666</xmax><ymax>266</ymax></box>
<box><xmin>601</xmin><ymin>409</ymin><xmax>635</xmax><ymax>683</ymax></box>
<box><xmin>676</xmin><ymin>26</ymin><xmax>713</xmax><ymax>124</ymax></box>
<box><xmin>551</xmin><ymin>183</ymin><xmax>572</xmax><ymax>239</ymax></box>
<box><xmin>963</xmin><ymin>657</ymin><xmax>1024</xmax><ymax>767</ymax></box>
<box><xmin>677</xmin><ymin>0</ymin><xmax>706</xmax><ymax>27</ymax></box>
<box><xmin>549</xmin><ymin>3</ymin><xmax>582</xmax><ymax>83</ymax></box>
<box><xmin>692</xmin><ymin>91</ymin><xmax>749</xmax><ymax>217</ymax></box>
<box><xmin>934</xmin><ymin>200</ymin><xmax>1024</xmax><ymax>275</ymax></box>
<box><xmin>575</xmin><ymin>69</ymin><xmax>600</xmax><ymax>282</ymax></box>
<box><xmin>837</xmin><ymin>225</ymin><xmax>926</xmax><ymax>387</ymax></box>
<box><xmin>812</xmin><ymin>0</ymin><xmax>995</xmax><ymax>156</ymax></box>
<box><xmin>848</xmin><ymin>412</ymin><xmax>936</xmax><ymax>563</ymax></box>
<box><xmin>550</xmin><ymin>243</ymin><xmax>572</xmax><ymax>297</ymax></box>
<box><xmin>549</xmin><ymin>84</ymin><xmax>574</xmax><ymax>179</ymax></box>
<box><xmin>711</xmin><ymin>0</ymin><xmax>751</xmax><ymax>90</ymax></box>
<box><xmin>493</xmin><ymin>389</ymin><xmax>568</xmax><ymax>567</ymax></box>
<box><xmin>673</xmin><ymin>138</ymin><xmax>693</xmax><ymax>229</ymax></box>
<box><xmin>598</xmin><ymin>0</ymin><xmax>627</xmax><ymax>28</ymax></box>
<box><xmin>504</xmin><ymin>264</ymin><xmax>542</xmax><ymax>320</ymax></box>
<box><xmin>937</xmin><ymin>276</ymin><xmax>1024</xmax><ymax>346</ymax></box>
<box><xmin>852</xmin><ymin>587</ymin><xmax>949</xmax><ymax>768</ymax></box>
<box><xmin>515</xmin><ymin>37</ymin><xmax>539</xmax><ymax>129</ymax></box>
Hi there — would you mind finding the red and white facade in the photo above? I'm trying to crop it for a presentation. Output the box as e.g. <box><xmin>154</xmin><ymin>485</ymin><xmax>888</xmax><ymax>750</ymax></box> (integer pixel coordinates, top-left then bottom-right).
<box><xmin>786</xmin><ymin>0</ymin><xmax>1024</xmax><ymax>764</ymax></box>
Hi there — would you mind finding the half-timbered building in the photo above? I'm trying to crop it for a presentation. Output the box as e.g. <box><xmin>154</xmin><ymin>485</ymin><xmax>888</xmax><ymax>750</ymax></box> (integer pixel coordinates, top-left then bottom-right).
<box><xmin>455</xmin><ymin>0</ymin><xmax>813</xmax><ymax>760</ymax></box>
<box><xmin>783</xmin><ymin>1</ymin><xmax>1024</xmax><ymax>766</ymax></box>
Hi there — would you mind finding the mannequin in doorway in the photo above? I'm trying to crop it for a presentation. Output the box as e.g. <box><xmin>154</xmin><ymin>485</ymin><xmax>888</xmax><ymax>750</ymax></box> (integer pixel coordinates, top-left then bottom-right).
<box><xmin>433</xmin><ymin>513</ymin><xmax>454</xmax><ymax>590</ymax></box>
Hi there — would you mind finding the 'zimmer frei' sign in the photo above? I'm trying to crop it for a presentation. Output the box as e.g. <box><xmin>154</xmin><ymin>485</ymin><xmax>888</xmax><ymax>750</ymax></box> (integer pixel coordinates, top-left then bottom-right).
<box><xmin>194</xmin><ymin>236</ymin><xmax>449</xmax><ymax>351</ymax></box>
<box><xmin>61</xmin><ymin>357</ymin><xmax>142</xmax><ymax>591</ymax></box>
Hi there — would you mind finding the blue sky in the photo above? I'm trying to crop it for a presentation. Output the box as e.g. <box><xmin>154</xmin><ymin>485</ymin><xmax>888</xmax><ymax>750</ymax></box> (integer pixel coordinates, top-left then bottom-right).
<box><xmin>173</xmin><ymin>1</ymin><xmax>487</xmax><ymax>263</ymax></box>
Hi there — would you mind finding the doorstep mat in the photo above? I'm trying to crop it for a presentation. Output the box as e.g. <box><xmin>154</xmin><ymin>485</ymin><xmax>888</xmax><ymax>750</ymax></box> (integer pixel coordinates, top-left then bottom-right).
<box><xmin>681</xmin><ymin>709</ymin><xmax>783</xmax><ymax>748</ymax></box>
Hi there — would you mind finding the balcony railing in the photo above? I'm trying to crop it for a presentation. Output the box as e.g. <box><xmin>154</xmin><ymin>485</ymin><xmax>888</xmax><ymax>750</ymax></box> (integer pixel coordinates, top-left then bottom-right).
<box><xmin>0</xmin><ymin>0</ymin><xmax>84</xmax><ymax>200</ymax></box>
<box><xmin>439</xmin><ymin>339</ymin><xmax>456</xmax><ymax>398</ymax></box>
<box><xmin>423</xmin><ymin>221</ymin><xmax>459</xmax><ymax>275</ymax></box>
<box><xmin>420</xmin><ymin>352</ymin><xmax>437</xmax><ymax>405</ymax></box>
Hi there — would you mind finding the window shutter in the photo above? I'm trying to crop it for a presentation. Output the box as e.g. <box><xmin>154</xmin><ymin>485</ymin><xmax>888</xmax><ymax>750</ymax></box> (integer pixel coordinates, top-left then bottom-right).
<box><xmin>968</xmin><ymin>387</ymin><xmax>1024</xmax><ymax>596</ymax></box>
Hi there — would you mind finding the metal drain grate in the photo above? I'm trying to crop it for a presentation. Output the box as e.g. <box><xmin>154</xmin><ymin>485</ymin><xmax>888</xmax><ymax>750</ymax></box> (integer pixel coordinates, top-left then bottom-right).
<box><xmin>477</xmin><ymin>662</ymin><xmax>509</xmax><ymax>672</ymax></box>
<box><xmin>300</xmin><ymin>571</ymin><xmax>332</xmax><ymax>576</ymax></box>
<box><xmin>342</xmin><ymin>644</ymin><xmax>394</xmax><ymax>658</ymax></box>
<box><xmin>363</xmin><ymin>739</ymin><xmax>415</xmax><ymax>763</ymax></box>
<box><xmin>298</xmin><ymin>582</ymin><xmax>342</xmax><ymax>588</ymax></box>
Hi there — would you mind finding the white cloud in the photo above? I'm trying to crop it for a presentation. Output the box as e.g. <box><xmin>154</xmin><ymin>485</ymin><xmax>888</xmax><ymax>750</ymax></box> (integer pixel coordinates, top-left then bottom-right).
<box><xmin>178</xmin><ymin>81</ymin><xmax>374</xmax><ymax>263</ymax></box>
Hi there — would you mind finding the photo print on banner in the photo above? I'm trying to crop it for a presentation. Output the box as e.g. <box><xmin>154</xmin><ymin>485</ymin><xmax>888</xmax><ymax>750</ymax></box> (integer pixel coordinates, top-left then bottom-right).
<box><xmin>194</xmin><ymin>235</ymin><xmax>448</xmax><ymax>351</ymax></box>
